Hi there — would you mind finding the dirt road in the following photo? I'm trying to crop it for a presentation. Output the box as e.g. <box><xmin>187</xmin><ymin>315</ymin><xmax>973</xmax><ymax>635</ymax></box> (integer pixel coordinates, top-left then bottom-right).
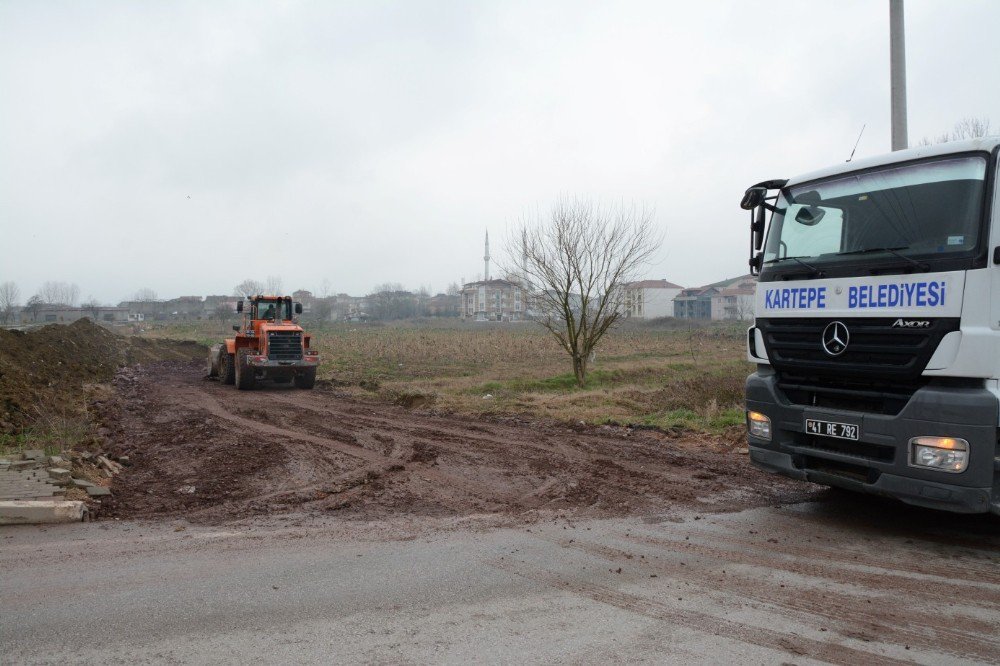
<box><xmin>4</xmin><ymin>360</ymin><xmax>999</xmax><ymax>663</ymax></box>
<box><xmin>97</xmin><ymin>361</ymin><xmax>814</xmax><ymax>523</ymax></box>
<box><xmin>3</xmin><ymin>497</ymin><xmax>998</xmax><ymax>664</ymax></box>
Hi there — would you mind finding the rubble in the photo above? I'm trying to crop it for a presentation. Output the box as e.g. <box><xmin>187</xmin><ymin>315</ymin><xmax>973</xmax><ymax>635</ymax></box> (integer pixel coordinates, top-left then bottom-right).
<box><xmin>48</xmin><ymin>468</ymin><xmax>72</xmax><ymax>484</ymax></box>
<box><xmin>0</xmin><ymin>449</ymin><xmax>117</xmax><ymax>525</ymax></box>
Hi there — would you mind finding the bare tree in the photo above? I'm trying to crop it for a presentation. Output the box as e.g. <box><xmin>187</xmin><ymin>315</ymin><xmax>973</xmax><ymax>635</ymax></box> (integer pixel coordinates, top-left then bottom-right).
<box><xmin>416</xmin><ymin>284</ymin><xmax>431</xmax><ymax>316</ymax></box>
<box><xmin>265</xmin><ymin>275</ymin><xmax>284</xmax><ymax>295</ymax></box>
<box><xmin>23</xmin><ymin>295</ymin><xmax>44</xmax><ymax>322</ymax></box>
<box><xmin>38</xmin><ymin>281</ymin><xmax>79</xmax><ymax>306</ymax></box>
<box><xmin>133</xmin><ymin>288</ymin><xmax>158</xmax><ymax>302</ymax></box>
<box><xmin>312</xmin><ymin>298</ymin><xmax>333</xmax><ymax>322</ymax></box>
<box><xmin>950</xmin><ymin>116</ymin><xmax>992</xmax><ymax>141</ymax></box>
<box><xmin>213</xmin><ymin>303</ymin><xmax>234</xmax><ymax>325</ymax></box>
<box><xmin>507</xmin><ymin>199</ymin><xmax>661</xmax><ymax>386</ymax></box>
<box><xmin>0</xmin><ymin>281</ymin><xmax>20</xmax><ymax>324</ymax></box>
<box><xmin>918</xmin><ymin>116</ymin><xmax>992</xmax><ymax>145</ymax></box>
<box><xmin>318</xmin><ymin>278</ymin><xmax>333</xmax><ymax>299</ymax></box>
<box><xmin>369</xmin><ymin>282</ymin><xmax>414</xmax><ymax>320</ymax></box>
<box><xmin>81</xmin><ymin>298</ymin><xmax>102</xmax><ymax>321</ymax></box>
<box><xmin>233</xmin><ymin>279</ymin><xmax>264</xmax><ymax>299</ymax></box>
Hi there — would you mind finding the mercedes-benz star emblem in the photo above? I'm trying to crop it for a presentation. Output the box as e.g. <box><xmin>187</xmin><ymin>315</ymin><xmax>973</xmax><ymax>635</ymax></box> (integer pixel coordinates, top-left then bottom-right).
<box><xmin>822</xmin><ymin>321</ymin><xmax>850</xmax><ymax>356</ymax></box>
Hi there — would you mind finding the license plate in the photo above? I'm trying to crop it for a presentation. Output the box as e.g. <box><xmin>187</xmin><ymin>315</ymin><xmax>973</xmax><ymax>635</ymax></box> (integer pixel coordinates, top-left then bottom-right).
<box><xmin>805</xmin><ymin>419</ymin><xmax>859</xmax><ymax>441</ymax></box>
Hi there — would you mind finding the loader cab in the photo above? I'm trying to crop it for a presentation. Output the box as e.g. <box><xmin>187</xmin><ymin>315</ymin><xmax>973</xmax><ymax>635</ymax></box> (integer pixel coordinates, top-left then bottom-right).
<box><xmin>238</xmin><ymin>296</ymin><xmax>301</xmax><ymax>322</ymax></box>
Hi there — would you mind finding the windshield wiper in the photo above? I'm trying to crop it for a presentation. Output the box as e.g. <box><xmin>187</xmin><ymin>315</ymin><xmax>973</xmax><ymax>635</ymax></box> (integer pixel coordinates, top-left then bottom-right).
<box><xmin>836</xmin><ymin>246</ymin><xmax>930</xmax><ymax>271</ymax></box>
<box><xmin>764</xmin><ymin>255</ymin><xmax>825</xmax><ymax>278</ymax></box>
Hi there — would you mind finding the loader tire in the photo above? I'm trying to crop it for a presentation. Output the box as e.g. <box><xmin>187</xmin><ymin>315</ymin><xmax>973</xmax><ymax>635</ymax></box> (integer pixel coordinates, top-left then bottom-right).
<box><xmin>294</xmin><ymin>367</ymin><xmax>316</xmax><ymax>390</ymax></box>
<box><xmin>219</xmin><ymin>352</ymin><xmax>235</xmax><ymax>385</ymax></box>
<box><xmin>235</xmin><ymin>350</ymin><xmax>257</xmax><ymax>391</ymax></box>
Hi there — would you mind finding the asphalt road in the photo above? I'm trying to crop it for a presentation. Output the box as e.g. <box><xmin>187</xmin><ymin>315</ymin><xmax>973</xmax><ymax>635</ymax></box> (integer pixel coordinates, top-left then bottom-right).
<box><xmin>3</xmin><ymin>495</ymin><xmax>999</xmax><ymax>665</ymax></box>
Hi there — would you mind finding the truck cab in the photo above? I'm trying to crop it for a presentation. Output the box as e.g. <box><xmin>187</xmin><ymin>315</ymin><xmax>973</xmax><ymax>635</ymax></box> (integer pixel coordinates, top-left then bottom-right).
<box><xmin>742</xmin><ymin>137</ymin><xmax>1000</xmax><ymax>514</ymax></box>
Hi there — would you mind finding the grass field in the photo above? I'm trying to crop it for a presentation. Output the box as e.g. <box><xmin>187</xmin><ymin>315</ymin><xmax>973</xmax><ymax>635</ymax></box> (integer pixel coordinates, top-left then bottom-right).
<box><xmin>139</xmin><ymin>318</ymin><xmax>753</xmax><ymax>436</ymax></box>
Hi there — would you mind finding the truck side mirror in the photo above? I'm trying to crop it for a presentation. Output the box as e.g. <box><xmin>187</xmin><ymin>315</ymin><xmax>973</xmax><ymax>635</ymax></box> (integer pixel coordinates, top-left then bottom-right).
<box><xmin>232</xmin><ymin>325</ymin><xmax>239</xmax><ymax>331</ymax></box>
<box><xmin>295</xmin><ymin>302</ymin><xmax>303</xmax><ymax>315</ymax></box>
<box><xmin>236</xmin><ymin>300</ymin><xmax>244</xmax><ymax>313</ymax></box>
<box><xmin>741</xmin><ymin>186</ymin><xmax>768</xmax><ymax>210</ymax></box>
<box><xmin>752</xmin><ymin>206</ymin><xmax>766</xmax><ymax>250</ymax></box>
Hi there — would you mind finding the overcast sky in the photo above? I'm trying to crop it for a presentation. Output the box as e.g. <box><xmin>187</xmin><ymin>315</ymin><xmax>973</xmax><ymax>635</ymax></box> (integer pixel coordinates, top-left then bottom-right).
<box><xmin>1</xmin><ymin>0</ymin><xmax>998</xmax><ymax>304</ymax></box>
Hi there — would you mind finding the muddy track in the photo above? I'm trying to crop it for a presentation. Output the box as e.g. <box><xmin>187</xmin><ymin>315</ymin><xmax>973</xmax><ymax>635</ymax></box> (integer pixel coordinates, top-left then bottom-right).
<box><xmin>99</xmin><ymin>361</ymin><xmax>817</xmax><ymax>523</ymax></box>
<box><xmin>486</xmin><ymin>500</ymin><xmax>1000</xmax><ymax>665</ymax></box>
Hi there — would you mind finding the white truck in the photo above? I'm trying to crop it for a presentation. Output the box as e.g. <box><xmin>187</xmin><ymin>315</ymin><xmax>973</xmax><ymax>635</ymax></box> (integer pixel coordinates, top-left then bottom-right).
<box><xmin>741</xmin><ymin>137</ymin><xmax>999</xmax><ymax>514</ymax></box>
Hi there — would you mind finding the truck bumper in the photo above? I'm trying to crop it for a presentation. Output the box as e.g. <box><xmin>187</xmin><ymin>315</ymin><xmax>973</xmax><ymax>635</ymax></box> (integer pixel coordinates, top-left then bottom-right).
<box><xmin>746</xmin><ymin>372</ymin><xmax>999</xmax><ymax>515</ymax></box>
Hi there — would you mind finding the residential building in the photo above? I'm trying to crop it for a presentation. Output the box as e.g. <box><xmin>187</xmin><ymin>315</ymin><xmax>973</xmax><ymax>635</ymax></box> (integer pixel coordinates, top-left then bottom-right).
<box><xmin>673</xmin><ymin>274</ymin><xmax>757</xmax><ymax>320</ymax></box>
<box><xmin>674</xmin><ymin>286</ymin><xmax>719</xmax><ymax>319</ymax></box>
<box><xmin>460</xmin><ymin>279</ymin><xmax>526</xmax><ymax>321</ymax></box>
<box><xmin>426</xmin><ymin>293</ymin><xmax>461</xmax><ymax>317</ymax></box>
<box><xmin>711</xmin><ymin>277</ymin><xmax>757</xmax><ymax>321</ymax></box>
<box><xmin>29</xmin><ymin>306</ymin><xmax>130</xmax><ymax>324</ymax></box>
<box><xmin>624</xmin><ymin>280</ymin><xmax>684</xmax><ymax>319</ymax></box>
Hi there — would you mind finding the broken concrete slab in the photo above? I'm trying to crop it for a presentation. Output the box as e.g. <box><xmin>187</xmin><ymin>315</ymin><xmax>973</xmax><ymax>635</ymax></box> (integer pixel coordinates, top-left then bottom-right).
<box><xmin>22</xmin><ymin>450</ymin><xmax>46</xmax><ymax>462</ymax></box>
<box><xmin>9</xmin><ymin>460</ymin><xmax>38</xmax><ymax>471</ymax></box>
<box><xmin>48</xmin><ymin>468</ymin><xmax>72</xmax><ymax>484</ymax></box>
<box><xmin>85</xmin><ymin>486</ymin><xmax>111</xmax><ymax>497</ymax></box>
<box><xmin>48</xmin><ymin>455</ymin><xmax>67</xmax><ymax>467</ymax></box>
<box><xmin>97</xmin><ymin>455</ymin><xmax>123</xmax><ymax>475</ymax></box>
<box><xmin>0</xmin><ymin>500</ymin><xmax>88</xmax><ymax>525</ymax></box>
<box><xmin>70</xmin><ymin>478</ymin><xmax>95</xmax><ymax>488</ymax></box>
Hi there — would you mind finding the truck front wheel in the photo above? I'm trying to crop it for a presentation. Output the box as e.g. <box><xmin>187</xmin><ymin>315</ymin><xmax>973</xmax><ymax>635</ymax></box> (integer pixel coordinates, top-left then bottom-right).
<box><xmin>294</xmin><ymin>367</ymin><xmax>316</xmax><ymax>389</ymax></box>
<box><xmin>219</xmin><ymin>352</ymin><xmax>235</xmax><ymax>385</ymax></box>
<box><xmin>235</xmin><ymin>350</ymin><xmax>257</xmax><ymax>390</ymax></box>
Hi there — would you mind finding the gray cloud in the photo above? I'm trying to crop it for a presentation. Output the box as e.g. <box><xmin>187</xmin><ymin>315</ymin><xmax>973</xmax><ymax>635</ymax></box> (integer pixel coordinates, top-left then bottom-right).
<box><xmin>1</xmin><ymin>0</ymin><xmax>997</xmax><ymax>303</ymax></box>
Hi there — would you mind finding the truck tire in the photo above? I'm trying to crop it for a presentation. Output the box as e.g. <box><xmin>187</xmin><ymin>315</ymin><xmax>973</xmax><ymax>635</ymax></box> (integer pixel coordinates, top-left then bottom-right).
<box><xmin>235</xmin><ymin>350</ymin><xmax>257</xmax><ymax>390</ymax></box>
<box><xmin>219</xmin><ymin>352</ymin><xmax>235</xmax><ymax>385</ymax></box>
<box><xmin>294</xmin><ymin>367</ymin><xmax>316</xmax><ymax>389</ymax></box>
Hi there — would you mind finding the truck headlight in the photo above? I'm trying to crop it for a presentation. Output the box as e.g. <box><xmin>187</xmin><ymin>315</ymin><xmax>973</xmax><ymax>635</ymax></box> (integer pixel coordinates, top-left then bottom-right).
<box><xmin>747</xmin><ymin>411</ymin><xmax>771</xmax><ymax>441</ymax></box>
<box><xmin>908</xmin><ymin>437</ymin><xmax>969</xmax><ymax>473</ymax></box>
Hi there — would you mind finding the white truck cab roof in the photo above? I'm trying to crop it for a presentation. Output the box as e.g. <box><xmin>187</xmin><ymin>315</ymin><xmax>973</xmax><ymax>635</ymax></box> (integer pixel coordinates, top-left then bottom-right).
<box><xmin>785</xmin><ymin>136</ymin><xmax>1000</xmax><ymax>188</ymax></box>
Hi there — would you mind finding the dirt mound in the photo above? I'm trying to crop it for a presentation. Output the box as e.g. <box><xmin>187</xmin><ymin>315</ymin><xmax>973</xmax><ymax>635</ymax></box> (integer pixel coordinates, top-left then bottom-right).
<box><xmin>0</xmin><ymin>320</ymin><xmax>205</xmax><ymax>435</ymax></box>
<box><xmin>99</xmin><ymin>362</ymin><xmax>817</xmax><ymax>524</ymax></box>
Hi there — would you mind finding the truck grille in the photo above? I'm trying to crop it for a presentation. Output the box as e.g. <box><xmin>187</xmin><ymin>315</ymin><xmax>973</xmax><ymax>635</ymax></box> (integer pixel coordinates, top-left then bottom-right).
<box><xmin>757</xmin><ymin>317</ymin><xmax>959</xmax><ymax>382</ymax></box>
<box><xmin>776</xmin><ymin>374</ymin><xmax>926</xmax><ymax>415</ymax></box>
<box><xmin>267</xmin><ymin>331</ymin><xmax>303</xmax><ymax>361</ymax></box>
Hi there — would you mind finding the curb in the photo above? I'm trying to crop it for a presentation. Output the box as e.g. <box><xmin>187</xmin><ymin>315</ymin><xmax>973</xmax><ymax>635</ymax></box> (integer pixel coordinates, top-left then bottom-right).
<box><xmin>0</xmin><ymin>500</ymin><xmax>90</xmax><ymax>525</ymax></box>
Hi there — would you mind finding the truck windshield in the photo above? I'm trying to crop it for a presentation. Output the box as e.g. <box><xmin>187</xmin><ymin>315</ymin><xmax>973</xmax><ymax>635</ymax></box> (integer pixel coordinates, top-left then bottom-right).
<box><xmin>762</xmin><ymin>155</ymin><xmax>988</xmax><ymax>272</ymax></box>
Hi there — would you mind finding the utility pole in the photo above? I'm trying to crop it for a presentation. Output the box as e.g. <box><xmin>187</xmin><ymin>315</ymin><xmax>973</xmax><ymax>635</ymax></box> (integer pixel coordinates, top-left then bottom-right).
<box><xmin>890</xmin><ymin>0</ymin><xmax>908</xmax><ymax>151</ymax></box>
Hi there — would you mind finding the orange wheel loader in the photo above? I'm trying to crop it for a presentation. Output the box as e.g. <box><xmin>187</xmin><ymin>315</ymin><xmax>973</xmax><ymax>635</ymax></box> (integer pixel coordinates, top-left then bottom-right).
<box><xmin>208</xmin><ymin>295</ymin><xmax>320</xmax><ymax>390</ymax></box>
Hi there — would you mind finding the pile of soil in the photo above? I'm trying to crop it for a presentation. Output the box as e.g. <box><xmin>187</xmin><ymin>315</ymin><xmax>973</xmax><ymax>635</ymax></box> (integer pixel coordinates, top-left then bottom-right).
<box><xmin>0</xmin><ymin>320</ymin><xmax>204</xmax><ymax>435</ymax></box>
<box><xmin>98</xmin><ymin>362</ymin><xmax>818</xmax><ymax>524</ymax></box>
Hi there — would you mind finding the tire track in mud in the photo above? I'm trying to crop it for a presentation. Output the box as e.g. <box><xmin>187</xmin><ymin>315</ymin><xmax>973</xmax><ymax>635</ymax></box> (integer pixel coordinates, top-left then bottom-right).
<box><xmin>488</xmin><ymin>558</ymin><xmax>917</xmax><ymax>666</ymax></box>
<box><xmin>273</xmin><ymin>391</ymin><xmax>685</xmax><ymax>470</ymax></box>
<box><xmin>777</xmin><ymin>504</ymin><xmax>1000</xmax><ymax>554</ymax></box>
<box><xmin>103</xmin><ymin>362</ymin><xmax>814</xmax><ymax>522</ymax></box>
<box><xmin>548</xmin><ymin>536</ymin><xmax>1000</xmax><ymax>662</ymax></box>
<box><xmin>266</xmin><ymin>390</ymin><xmax>809</xmax><ymax>513</ymax></box>
<box><xmin>186</xmin><ymin>382</ymin><xmax>527</xmax><ymax>508</ymax></box>
<box><xmin>682</xmin><ymin>526</ymin><xmax>1000</xmax><ymax>586</ymax></box>
<box><xmin>623</xmin><ymin>532</ymin><xmax>1000</xmax><ymax>609</ymax></box>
